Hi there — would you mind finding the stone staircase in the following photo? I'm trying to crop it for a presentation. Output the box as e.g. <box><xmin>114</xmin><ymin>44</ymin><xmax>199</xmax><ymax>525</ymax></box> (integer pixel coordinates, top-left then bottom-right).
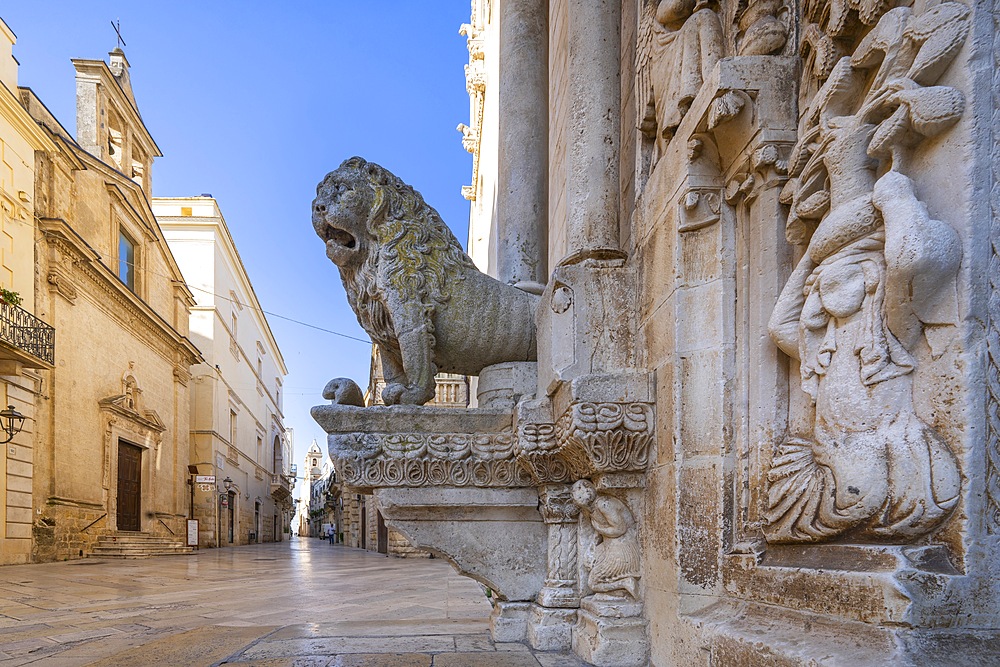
<box><xmin>89</xmin><ymin>532</ymin><xmax>194</xmax><ymax>559</ymax></box>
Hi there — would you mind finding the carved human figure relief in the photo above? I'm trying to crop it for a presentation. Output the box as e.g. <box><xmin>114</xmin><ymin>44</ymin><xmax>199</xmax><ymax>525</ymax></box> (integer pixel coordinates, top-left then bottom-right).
<box><xmin>765</xmin><ymin>3</ymin><xmax>969</xmax><ymax>543</ymax></box>
<box><xmin>572</xmin><ymin>480</ymin><xmax>640</xmax><ymax>599</ymax></box>
<box><xmin>638</xmin><ymin>0</ymin><xmax>724</xmax><ymax>155</ymax></box>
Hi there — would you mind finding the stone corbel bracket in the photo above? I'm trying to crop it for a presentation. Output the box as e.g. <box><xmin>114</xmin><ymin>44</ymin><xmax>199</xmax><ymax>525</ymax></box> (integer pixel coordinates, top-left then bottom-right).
<box><xmin>679</xmin><ymin>56</ymin><xmax>799</xmax><ymax>191</ymax></box>
<box><xmin>515</xmin><ymin>372</ymin><xmax>655</xmax><ymax>485</ymax></box>
<box><xmin>312</xmin><ymin>403</ymin><xmax>535</xmax><ymax>490</ymax></box>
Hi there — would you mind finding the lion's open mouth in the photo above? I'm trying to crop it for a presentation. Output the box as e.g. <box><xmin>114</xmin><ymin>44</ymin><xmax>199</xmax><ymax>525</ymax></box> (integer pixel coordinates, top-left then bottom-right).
<box><xmin>323</xmin><ymin>225</ymin><xmax>357</xmax><ymax>250</ymax></box>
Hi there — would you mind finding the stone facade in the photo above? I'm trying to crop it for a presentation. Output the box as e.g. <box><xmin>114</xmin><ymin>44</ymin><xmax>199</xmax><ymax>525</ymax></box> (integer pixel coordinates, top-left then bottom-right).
<box><xmin>21</xmin><ymin>48</ymin><xmax>199</xmax><ymax>562</ymax></box>
<box><xmin>314</xmin><ymin>0</ymin><xmax>1000</xmax><ymax>664</ymax></box>
<box><xmin>0</xmin><ymin>18</ymin><xmax>56</xmax><ymax>566</ymax></box>
<box><xmin>154</xmin><ymin>197</ymin><xmax>292</xmax><ymax>548</ymax></box>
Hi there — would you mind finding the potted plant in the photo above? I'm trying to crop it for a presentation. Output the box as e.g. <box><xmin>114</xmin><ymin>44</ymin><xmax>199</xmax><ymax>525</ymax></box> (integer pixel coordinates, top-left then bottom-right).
<box><xmin>0</xmin><ymin>288</ymin><xmax>21</xmax><ymax>307</ymax></box>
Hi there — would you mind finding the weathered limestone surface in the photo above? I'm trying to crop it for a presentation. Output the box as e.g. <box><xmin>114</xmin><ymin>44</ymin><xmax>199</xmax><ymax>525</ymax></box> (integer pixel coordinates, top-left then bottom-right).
<box><xmin>313</xmin><ymin>0</ymin><xmax>1000</xmax><ymax>663</ymax></box>
<box><xmin>375</xmin><ymin>486</ymin><xmax>547</xmax><ymax>602</ymax></box>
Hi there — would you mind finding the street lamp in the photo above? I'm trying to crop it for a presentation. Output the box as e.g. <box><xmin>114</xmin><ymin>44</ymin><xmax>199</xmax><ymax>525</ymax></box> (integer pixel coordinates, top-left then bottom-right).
<box><xmin>0</xmin><ymin>405</ymin><xmax>25</xmax><ymax>444</ymax></box>
<box><xmin>223</xmin><ymin>477</ymin><xmax>233</xmax><ymax>491</ymax></box>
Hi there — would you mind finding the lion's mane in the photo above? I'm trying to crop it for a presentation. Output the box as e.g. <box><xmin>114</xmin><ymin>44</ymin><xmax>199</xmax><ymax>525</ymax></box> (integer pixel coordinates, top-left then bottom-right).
<box><xmin>322</xmin><ymin>157</ymin><xmax>477</xmax><ymax>353</ymax></box>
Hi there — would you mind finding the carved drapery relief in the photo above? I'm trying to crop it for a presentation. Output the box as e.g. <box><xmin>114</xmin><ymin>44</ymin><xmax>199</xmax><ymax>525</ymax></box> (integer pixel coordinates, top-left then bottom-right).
<box><xmin>572</xmin><ymin>480</ymin><xmax>640</xmax><ymax>600</ymax></box>
<box><xmin>638</xmin><ymin>0</ymin><xmax>725</xmax><ymax>158</ymax></box>
<box><xmin>765</xmin><ymin>3</ymin><xmax>969</xmax><ymax>544</ymax></box>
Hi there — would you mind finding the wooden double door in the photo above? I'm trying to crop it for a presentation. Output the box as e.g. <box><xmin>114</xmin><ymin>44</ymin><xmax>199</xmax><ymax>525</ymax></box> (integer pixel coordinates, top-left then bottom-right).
<box><xmin>116</xmin><ymin>441</ymin><xmax>142</xmax><ymax>531</ymax></box>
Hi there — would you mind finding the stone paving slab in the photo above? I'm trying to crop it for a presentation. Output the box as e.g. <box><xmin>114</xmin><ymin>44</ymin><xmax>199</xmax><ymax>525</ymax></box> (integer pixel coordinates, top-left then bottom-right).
<box><xmin>0</xmin><ymin>539</ymin><xmax>589</xmax><ymax>666</ymax></box>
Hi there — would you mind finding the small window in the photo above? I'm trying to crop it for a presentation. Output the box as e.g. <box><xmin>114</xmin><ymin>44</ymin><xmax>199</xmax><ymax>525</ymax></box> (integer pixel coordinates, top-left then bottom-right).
<box><xmin>118</xmin><ymin>230</ymin><xmax>136</xmax><ymax>291</ymax></box>
<box><xmin>257</xmin><ymin>436</ymin><xmax>263</xmax><ymax>464</ymax></box>
<box><xmin>230</xmin><ymin>409</ymin><xmax>238</xmax><ymax>445</ymax></box>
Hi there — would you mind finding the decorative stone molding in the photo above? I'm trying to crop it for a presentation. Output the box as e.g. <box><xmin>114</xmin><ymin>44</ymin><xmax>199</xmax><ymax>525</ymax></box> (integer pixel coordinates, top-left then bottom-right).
<box><xmin>555</xmin><ymin>402</ymin><xmax>654</xmax><ymax>477</ymax></box>
<box><xmin>314</xmin><ymin>401</ymin><xmax>534</xmax><ymax>489</ymax></box>
<box><xmin>514</xmin><ymin>375</ymin><xmax>654</xmax><ymax>485</ymax></box>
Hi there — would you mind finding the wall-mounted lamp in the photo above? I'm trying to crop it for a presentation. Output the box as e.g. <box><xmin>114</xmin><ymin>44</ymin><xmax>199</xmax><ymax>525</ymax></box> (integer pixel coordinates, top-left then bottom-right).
<box><xmin>0</xmin><ymin>405</ymin><xmax>25</xmax><ymax>444</ymax></box>
<box><xmin>223</xmin><ymin>476</ymin><xmax>233</xmax><ymax>491</ymax></box>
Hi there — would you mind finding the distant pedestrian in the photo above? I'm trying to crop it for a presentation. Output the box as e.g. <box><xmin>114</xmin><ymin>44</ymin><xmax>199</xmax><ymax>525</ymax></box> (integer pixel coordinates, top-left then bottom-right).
<box><xmin>326</xmin><ymin>525</ymin><xmax>335</xmax><ymax>544</ymax></box>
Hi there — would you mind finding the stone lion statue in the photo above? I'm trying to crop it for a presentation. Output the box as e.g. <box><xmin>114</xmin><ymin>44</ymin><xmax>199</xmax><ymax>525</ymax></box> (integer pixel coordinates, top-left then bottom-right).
<box><xmin>313</xmin><ymin>156</ymin><xmax>538</xmax><ymax>405</ymax></box>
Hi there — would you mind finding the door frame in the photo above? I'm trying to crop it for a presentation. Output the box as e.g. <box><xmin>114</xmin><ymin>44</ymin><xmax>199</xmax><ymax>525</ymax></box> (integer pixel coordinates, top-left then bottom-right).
<box><xmin>115</xmin><ymin>439</ymin><xmax>143</xmax><ymax>532</ymax></box>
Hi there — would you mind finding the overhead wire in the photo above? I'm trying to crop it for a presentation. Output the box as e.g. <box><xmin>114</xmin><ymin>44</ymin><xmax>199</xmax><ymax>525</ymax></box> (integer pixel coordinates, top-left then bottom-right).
<box><xmin>18</xmin><ymin>211</ymin><xmax>373</xmax><ymax>346</ymax></box>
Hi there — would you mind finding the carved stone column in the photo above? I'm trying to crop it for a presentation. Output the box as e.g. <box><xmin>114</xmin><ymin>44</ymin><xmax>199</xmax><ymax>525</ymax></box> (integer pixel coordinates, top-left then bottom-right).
<box><xmin>528</xmin><ymin>485</ymin><xmax>580</xmax><ymax>651</ymax></box>
<box><xmin>497</xmin><ymin>0</ymin><xmax>548</xmax><ymax>293</ymax></box>
<box><xmin>564</xmin><ymin>0</ymin><xmax>624</xmax><ymax>264</ymax></box>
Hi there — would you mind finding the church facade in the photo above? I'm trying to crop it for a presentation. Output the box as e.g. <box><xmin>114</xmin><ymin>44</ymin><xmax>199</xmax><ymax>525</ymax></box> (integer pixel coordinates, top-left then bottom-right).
<box><xmin>22</xmin><ymin>48</ymin><xmax>200</xmax><ymax>561</ymax></box>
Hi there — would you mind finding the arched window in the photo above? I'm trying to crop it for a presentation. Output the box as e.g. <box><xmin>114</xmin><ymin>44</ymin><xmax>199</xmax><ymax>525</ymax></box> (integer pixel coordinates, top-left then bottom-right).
<box><xmin>272</xmin><ymin>435</ymin><xmax>282</xmax><ymax>474</ymax></box>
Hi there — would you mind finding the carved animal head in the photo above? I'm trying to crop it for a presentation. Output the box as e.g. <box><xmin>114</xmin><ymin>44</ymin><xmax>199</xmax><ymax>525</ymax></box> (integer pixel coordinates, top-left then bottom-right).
<box><xmin>312</xmin><ymin>156</ymin><xmax>475</xmax><ymax>303</ymax></box>
<box><xmin>312</xmin><ymin>156</ymin><xmax>378</xmax><ymax>269</ymax></box>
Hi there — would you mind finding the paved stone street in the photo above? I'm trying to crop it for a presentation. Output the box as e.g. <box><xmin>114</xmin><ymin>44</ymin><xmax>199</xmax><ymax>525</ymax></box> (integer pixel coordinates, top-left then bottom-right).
<box><xmin>0</xmin><ymin>538</ymin><xmax>586</xmax><ymax>666</ymax></box>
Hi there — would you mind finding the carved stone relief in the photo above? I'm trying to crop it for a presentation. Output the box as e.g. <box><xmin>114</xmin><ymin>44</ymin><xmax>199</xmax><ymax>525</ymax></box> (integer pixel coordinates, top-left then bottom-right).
<box><xmin>638</xmin><ymin>0</ymin><xmax>725</xmax><ymax>158</ymax></box>
<box><xmin>572</xmin><ymin>479</ymin><xmax>641</xmax><ymax>600</ymax></box>
<box><xmin>312</xmin><ymin>158</ymin><xmax>538</xmax><ymax>406</ymax></box>
<box><xmin>537</xmin><ymin>485</ymin><xmax>581</xmax><ymax>608</ymax></box>
<box><xmin>765</xmin><ymin>2</ymin><xmax>970</xmax><ymax>543</ymax></box>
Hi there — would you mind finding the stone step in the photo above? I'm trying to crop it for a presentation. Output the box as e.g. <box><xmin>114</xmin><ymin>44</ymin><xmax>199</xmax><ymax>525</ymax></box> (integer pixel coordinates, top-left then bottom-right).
<box><xmin>97</xmin><ymin>537</ymin><xmax>181</xmax><ymax>545</ymax></box>
<box><xmin>90</xmin><ymin>547</ymin><xmax>193</xmax><ymax>558</ymax></box>
<box><xmin>89</xmin><ymin>532</ymin><xmax>193</xmax><ymax>559</ymax></box>
<box><xmin>89</xmin><ymin>551</ymin><xmax>194</xmax><ymax>559</ymax></box>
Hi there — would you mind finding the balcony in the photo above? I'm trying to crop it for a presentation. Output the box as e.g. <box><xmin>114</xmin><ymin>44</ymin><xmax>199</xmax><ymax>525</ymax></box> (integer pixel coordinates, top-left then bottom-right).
<box><xmin>0</xmin><ymin>299</ymin><xmax>55</xmax><ymax>370</ymax></box>
<box><xmin>269</xmin><ymin>473</ymin><xmax>292</xmax><ymax>502</ymax></box>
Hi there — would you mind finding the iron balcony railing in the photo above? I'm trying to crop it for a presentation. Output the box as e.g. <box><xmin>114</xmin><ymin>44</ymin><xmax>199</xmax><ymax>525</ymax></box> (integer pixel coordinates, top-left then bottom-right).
<box><xmin>0</xmin><ymin>299</ymin><xmax>55</xmax><ymax>366</ymax></box>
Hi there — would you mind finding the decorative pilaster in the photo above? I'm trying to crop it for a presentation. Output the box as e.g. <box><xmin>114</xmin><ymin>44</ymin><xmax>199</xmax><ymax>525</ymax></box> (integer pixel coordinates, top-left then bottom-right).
<box><xmin>537</xmin><ymin>485</ymin><xmax>581</xmax><ymax>607</ymax></box>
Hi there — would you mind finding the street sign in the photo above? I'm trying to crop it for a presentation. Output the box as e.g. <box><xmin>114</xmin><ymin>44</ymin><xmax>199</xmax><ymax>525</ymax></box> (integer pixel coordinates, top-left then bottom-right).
<box><xmin>195</xmin><ymin>475</ymin><xmax>216</xmax><ymax>483</ymax></box>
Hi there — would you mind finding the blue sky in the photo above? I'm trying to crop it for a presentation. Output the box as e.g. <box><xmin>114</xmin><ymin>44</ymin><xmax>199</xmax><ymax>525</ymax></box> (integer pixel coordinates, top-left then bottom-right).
<box><xmin>3</xmin><ymin>2</ymin><xmax>473</xmax><ymax>475</ymax></box>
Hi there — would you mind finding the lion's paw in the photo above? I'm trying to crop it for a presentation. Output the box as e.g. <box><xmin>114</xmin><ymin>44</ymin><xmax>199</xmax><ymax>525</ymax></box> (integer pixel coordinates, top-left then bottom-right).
<box><xmin>400</xmin><ymin>385</ymin><xmax>437</xmax><ymax>405</ymax></box>
<box><xmin>382</xmin><ymin>383</ymin><xmax>406</xmax><ymax>405</ymax></box>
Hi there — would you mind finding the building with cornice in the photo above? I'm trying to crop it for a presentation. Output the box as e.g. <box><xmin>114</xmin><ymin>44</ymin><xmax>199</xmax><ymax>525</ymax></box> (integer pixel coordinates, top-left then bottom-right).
<box><xmin>21</xmin><ymin>45</ymin><xmax>200</xmax><ymax>561</ymax></box>
<box><xmin>0</xmin><ymin>17</ymin><xmax>57</xmax><ymax>565</ymax></box>
<box><xmin>154</xmin><ymin>196</ymin><xmax>291</xmax><ymax>547</ymax></box>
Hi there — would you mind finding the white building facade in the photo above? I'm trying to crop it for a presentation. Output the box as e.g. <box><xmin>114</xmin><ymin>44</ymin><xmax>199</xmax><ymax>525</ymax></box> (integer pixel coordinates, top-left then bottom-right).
<box><xmin>154</xmin><ymin>197</ymin><xmax>291</xmax><ymax>547</ymax></box>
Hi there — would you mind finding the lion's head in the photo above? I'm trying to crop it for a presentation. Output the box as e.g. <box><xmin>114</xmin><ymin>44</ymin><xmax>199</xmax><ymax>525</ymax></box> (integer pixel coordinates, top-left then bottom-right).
<box><xmin>313</xmin><ymin>157</ymin><xmax>477</xmax><ymax>339</ymax></box>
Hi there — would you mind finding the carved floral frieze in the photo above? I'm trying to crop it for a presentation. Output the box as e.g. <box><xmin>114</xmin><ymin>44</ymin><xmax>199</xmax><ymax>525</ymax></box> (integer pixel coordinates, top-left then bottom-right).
<box><xmin>515</xmin><ymin>400</ymin><xmax>654</xmax><ymax>485</ymax></box>
<box><xmin>329</xmin><ymin>430</ymin><xmax>535</xmax><ymax>488</ymax></box>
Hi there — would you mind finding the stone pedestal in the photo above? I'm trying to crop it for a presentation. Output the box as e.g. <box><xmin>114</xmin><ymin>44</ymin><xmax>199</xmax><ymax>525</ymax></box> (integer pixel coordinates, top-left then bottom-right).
<box><xmin>527</xmin><ymin>604</ymin><xmax>577</xmax><ymax>651</ymax></box>
<box><xmin>490</xmin><ymin>600</ymin><xmax>532</xmax><ymax>643</ymax></box>
<box><xmin>572</xmin><ymin>596</ymin><xmax>649</xmax><ymax>667</ymax></box>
